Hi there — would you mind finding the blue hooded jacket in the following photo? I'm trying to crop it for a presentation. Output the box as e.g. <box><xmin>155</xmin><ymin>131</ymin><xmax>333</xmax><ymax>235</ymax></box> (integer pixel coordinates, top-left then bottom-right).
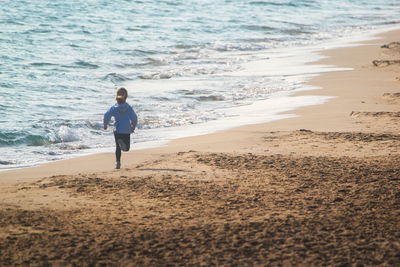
<box><xmin>104</xmin><ymin>102</ymin><xmax>138</xmax><ymax>134</ymax></box>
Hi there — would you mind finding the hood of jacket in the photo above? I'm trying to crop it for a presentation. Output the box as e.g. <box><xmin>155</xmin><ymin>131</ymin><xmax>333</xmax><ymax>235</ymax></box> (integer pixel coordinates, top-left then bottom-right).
<box><xmin>114</xmin><ymin>102</ymin><xmax>130</xmax><ymax>113</ymax></box>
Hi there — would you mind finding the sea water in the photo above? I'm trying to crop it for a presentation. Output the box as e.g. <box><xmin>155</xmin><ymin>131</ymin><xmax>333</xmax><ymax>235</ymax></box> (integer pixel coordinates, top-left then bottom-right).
<box><xmin>1</xmin><ymin>0</ymin><xmax>399</xmax><ymax>169</ymax></box>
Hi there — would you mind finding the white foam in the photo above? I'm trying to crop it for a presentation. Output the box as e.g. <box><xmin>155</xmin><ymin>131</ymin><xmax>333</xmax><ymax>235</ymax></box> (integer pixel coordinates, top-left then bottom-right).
<box><xmin>57</xmin><ymin>126</ymin><xmax>83</xmax><ymax>143</ymax></box>
<box><xmin>127</xmin><ymin>92</ymin><xmax>334</xmax><ymax>149</ymax></box>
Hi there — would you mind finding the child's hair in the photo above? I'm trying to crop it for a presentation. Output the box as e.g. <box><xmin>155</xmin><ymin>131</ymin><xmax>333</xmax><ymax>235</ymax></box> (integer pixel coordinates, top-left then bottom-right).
<box><xmin>115</xmin><ymin>87</ymin><xmax>128</xmax><ymax>103</ymax></box>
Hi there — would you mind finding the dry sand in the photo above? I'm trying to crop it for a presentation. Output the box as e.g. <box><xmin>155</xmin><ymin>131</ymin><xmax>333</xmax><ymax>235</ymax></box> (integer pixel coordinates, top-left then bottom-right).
<box><xmin>1</xmin><ymin>29</ymin><xmax>400</xmax><ymax>266</ymax></box>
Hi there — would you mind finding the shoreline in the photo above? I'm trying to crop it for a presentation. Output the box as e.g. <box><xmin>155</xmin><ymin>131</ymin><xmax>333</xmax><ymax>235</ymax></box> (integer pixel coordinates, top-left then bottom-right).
<box><xmin>2</xmin><ymin>27</ymin><xmax>399</xmax><ymax>185</ymax></box>
<box><xmin>1</xmin><ymin>27</ymin><xmax>400</xmax><ymax>265</ymax></box>
<box><xmin>0</xmin><ymin>25</ymin><xmax>395</xmax><ymax>173</ymax></box>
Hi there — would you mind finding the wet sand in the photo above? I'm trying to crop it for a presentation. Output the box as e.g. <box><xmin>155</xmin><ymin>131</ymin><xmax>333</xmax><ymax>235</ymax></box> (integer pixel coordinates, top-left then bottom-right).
<box><xmin>1</xmin><ymin>29</ymin><xmax>400</xmax><ymax>266</ymax></box>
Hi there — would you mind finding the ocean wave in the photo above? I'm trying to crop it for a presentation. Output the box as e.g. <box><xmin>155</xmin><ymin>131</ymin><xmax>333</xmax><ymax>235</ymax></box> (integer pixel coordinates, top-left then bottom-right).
<box><xmin>0</xmin><ymin>124</ymin><xmax>95</xmax><ymax>148</ymax></box>
<box><xmin>176</xmin><ymin>89</ymin><xmax>212</xmax><ymax>96</ymax></box>
<box><xmin>57</xmin><ymin>126</ymin><xmax>83</xmax><ymax>143</ymax></box>
<box><xmin>209</xmin><ymin>42</ymin><xmax>270</xmax><ymax>52</ymax></box>
<box><xmin>23</xmin><ymin>28</ymin><xmax>52</xmax><ymax>34</ymax></box>
<box><xmin>68</xmin><ymin>43</ymin><xmax>82</xmax><ymax>48</ymax></box>
<box><xmin>0</xmin><ymin>160</ymin><xmax>15</xmax><ymax>165</ymax></box>
<box><xmin>138</xmin><ymin>112</ymin><xmax>222</xmax><ymax>130</ymax></box>
<box><xmin>102</xmin><ymin>73</ymin><xmax>132</xmax><ymax>83</ymax></box>
<box><xmin>172</xmin><ymin>53</ymin><xmax>203</xmax><ymax>61</ymax></box>
<box><xmin>139</xmin><ymin>72</ymin><xmax>175</xmax><ymax>80</ymax></box>
<box><xmin>74</xmin><ymin>60</ymin><xmax>100</xmax><ymax>69</ymax></box>
<box><xmin>85</xmin><ymin>121</ymin><xmax>104</xmax><ymax>131</ymax></box>
<box><xmin>126</xmin><ymin>26</ymin><xmax>142</xmax><ymax>32</ymax></box>
<box><xmin>194</xmin><ymin>95</ymin><xmax>225</xmax><ymax>102</ymax></box>
<box><xmin>60</xmin><ymin>60</ymin><xmax>100</xmax><ymax>70</ymax></box>
<box><xmin>174</xmin><ymin>44</ymin><xmax>201</xmax><ymax>51</ymax></box>
<box><xmin>242</xmin><ymin>25</ymin><xmax>276</xmax><ymax>32</ymax></box>
<box><xmin>0</xmin><ymin>82</ymin><xmax>13</xmax><ymax>89</ymax></box>
<box><xmin>150</xmin><ymin>96</ymin><xmax>173</xmax><ymax>102</ymax></box>
<box><xmin>30</xmin><ymin>62</ymin><xmax>59</xmax><ymax>68</ymax></box>
<box><xmin>0</xmin><ymin>131</ymin><xmax>51</xmax><ymax>147</ymax></box>
<box><xmin>139</xmin><ymin>64</ymin><xmax>241</xmax><ymax>80</ymax></box>
<box><xmin>249</xmin><ymin>1</ymin><xmax>318</xmax><ymax>8</ymax></box>
<box><xmin>135</xmin><ymin>57</ymin><xmax>170</xmax><ymax>67</ymax></box>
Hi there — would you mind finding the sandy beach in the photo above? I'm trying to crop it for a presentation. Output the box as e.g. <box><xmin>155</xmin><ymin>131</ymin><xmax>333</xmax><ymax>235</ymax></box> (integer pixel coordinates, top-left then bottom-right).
<box><xmin>1</xmin><ymin>29</ymin><xmax>400</xmax><ymax>266</ymax></box>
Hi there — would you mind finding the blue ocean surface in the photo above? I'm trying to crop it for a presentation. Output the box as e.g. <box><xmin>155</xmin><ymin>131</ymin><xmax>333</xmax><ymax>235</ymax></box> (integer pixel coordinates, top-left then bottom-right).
<box><xmin>0</xmin><ymin>0</ymin><xmax>399</xmax><ymax>168</ymax></box>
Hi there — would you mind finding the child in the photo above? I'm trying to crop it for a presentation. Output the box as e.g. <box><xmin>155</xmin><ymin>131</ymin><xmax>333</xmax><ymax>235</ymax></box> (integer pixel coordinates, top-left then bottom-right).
<box><xmin>104</xmin><ymin>87</ymin><xmax>138</xmax><ymax>169</ymax></box>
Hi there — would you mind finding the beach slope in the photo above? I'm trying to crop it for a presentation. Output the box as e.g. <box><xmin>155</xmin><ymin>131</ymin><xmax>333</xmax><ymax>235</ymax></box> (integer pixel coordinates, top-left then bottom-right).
<box><xmin>1</xmin><ymin>29</ymin><xmax>400</xmax><ymax>266</ymax></box>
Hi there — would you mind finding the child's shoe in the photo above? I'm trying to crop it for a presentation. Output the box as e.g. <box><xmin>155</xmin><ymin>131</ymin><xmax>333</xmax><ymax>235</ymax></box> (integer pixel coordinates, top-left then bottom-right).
<box><xmin>116</xmin><ymin>161</ymin><xmax>121</xmax><ymax>169</ymax></box>
<box><xmin>117</xmin><ymin>139</ymin><xmax>128</xmax><ymax>151</ymax></box>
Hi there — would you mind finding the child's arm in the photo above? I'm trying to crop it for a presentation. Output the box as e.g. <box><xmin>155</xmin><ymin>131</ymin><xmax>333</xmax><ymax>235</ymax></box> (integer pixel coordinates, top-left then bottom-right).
<box><xmin>103</xmin><ymin>107</ymin><xmax>114</xmax><ymax>130</ymax></box>
<box><xmin>129</xmin><ymin>108</ymin><xmax>138</xmax><ymax>133</ymax></box>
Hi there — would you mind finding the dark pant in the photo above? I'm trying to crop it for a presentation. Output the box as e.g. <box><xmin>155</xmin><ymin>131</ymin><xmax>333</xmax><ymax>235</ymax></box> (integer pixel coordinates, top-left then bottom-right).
<box><xmin>114</xmin><ymin>132</ymin><xmax>131</xmax><ymax>162</ymax></box>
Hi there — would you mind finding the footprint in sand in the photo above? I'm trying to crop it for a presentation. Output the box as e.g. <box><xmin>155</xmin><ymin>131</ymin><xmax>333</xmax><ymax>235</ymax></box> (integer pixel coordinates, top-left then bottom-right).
<box><xmin>382</xmin><ymin>92</ymin><xmax>400</xmax><ymax>104</ymax></box>
<box><xmin>381</xmin><ymin>42</ymin><xmax>400</xmax><ymax>49</ymax></box>
<box><xmin>380</xmin><ymin>42</ymin><xmax>400</xmax><ymax>57</ymax></box>
<box><xmin>373</xmin><ymin>42</ymin><xmax>400</xmax><ymax>67</ymax></box>
<box><xmin>350</xmin><ymin>111</ymin><xmax>400</xmax><ymax>118</ymax></box>
<box><xmin>372</xmin><ymin>60</ymin><xmax>400</xmax><ymax>67</ymax></box>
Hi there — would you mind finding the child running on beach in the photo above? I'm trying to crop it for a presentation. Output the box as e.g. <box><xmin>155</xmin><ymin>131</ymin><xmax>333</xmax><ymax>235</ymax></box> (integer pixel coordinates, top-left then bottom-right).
<box><xmin>104</xmin><ymin>87</ymin><xmax>138</xmax><ymax>169</ymax></box>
